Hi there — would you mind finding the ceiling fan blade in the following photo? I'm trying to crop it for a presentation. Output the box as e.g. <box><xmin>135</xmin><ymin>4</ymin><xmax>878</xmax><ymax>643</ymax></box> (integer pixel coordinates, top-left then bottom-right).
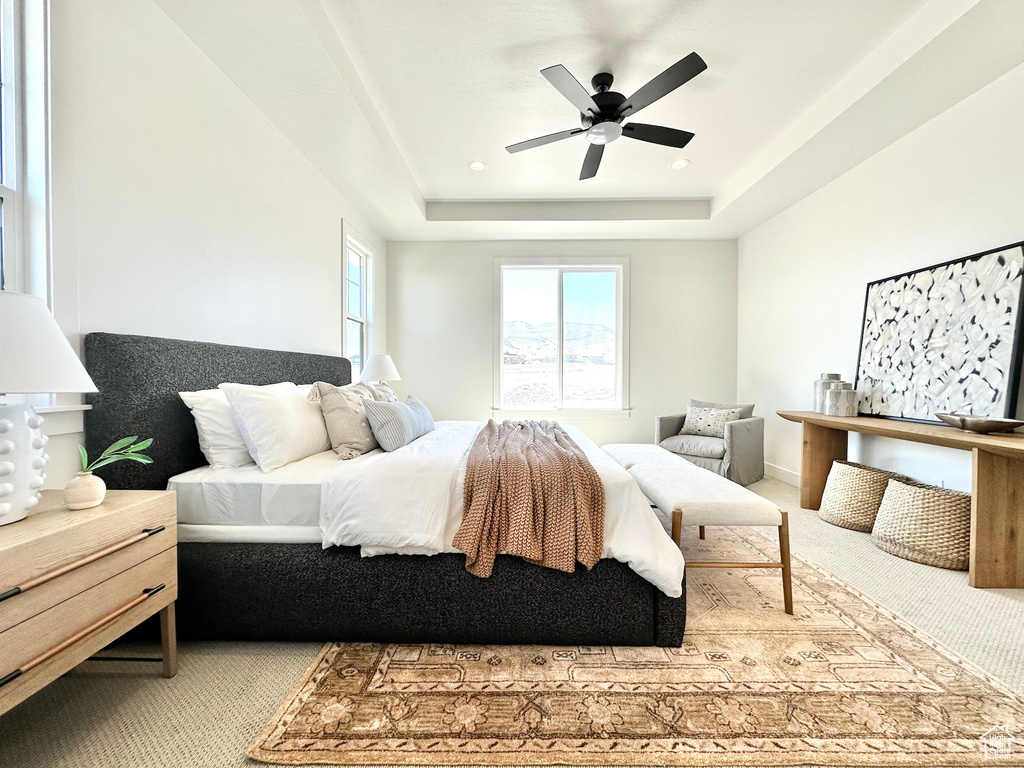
<box><xmin>618</xmin><ymin>52</ymin><xmax>707</xmax><ymax>117</ymax></box>
<box><xmin>580</xmin><ymin>143</ymin><xmax>604</xmax><ymax>180</ymax></box>
<box><xmin>621</xmin><ymin>123</ymin><xmax>695</xmax><ymax>149</ymax></box>
<box><xmin>541</xmin><ymin>65</ymin><xmax>600</xmax><ymax>116</ymax></box>
<box><xmin>505</xmin><ymin>128</ymin><xmax>584</xmax><ymax>153</ymax></box>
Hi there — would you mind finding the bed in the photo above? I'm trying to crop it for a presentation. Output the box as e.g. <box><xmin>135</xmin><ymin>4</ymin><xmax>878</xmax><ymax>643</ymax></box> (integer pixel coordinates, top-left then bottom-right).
<box><xmin>84</xmin><ymin>332</ymin><xmax>686</xmax><ymax>646</ymax></box>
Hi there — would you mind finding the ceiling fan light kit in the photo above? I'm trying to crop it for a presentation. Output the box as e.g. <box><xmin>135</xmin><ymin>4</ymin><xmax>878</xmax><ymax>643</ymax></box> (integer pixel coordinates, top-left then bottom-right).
<box><xmin>585</xmin><ymin>121</ymin><xmax>622</xmax><ymax>145</ymax></box>
<box><xmin>506</xmin><ymin>53</ymin><xmax>706</xmax><ymax>180</ymax></box>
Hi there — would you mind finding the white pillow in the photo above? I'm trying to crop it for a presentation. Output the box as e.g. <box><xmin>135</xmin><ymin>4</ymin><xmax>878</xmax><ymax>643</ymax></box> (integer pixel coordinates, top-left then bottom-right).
<box><xmin>220</xmin><ymin>383</ymin><xmax>331</xmax><ymax>472</ymax></box>
<box><xmin>179</xmin><ymin>382</ymin><xmax>294</xmax><ymax>467</ymax></box>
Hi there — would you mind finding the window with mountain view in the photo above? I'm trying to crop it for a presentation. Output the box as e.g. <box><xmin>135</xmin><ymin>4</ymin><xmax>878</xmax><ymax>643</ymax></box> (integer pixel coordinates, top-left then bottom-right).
<box><xmin>500</xmin><ymin>264</ymin><xmax>623</xmax><ymax>410</ymax></box>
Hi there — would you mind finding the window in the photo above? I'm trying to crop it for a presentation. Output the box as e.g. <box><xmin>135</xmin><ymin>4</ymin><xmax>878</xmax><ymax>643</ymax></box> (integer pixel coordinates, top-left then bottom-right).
<box><xmin>498</xmin><ymin>261</ymin><xmax>627</xmax><ymax>411</ymax></box>
<box><xmin>0</xmin><ymin>0</ymin><xmax>19</xmax><ymax>290</ymax></box>
<box><xmin>0</xmin><ymin>0</ymin><xmax>46</xmax><ymax>297</ymax></box>
<box><xmin>344</xmin><ymin>236</ymin><xmax>370</xmax><ymax>374</ymax></box>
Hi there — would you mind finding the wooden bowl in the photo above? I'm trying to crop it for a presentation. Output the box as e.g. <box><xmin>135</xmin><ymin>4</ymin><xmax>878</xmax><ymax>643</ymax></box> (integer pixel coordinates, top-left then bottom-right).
<box><xmin>935</xmin><ymin>413</ymin><xmax>1024</xmax><ymax>434</ymax></box>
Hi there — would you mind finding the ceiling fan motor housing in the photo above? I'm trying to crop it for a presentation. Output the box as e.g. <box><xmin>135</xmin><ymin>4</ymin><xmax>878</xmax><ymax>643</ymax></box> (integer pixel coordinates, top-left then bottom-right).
<box><xmin>580</xmin><ymin>85</ymin><xmax>626</xmax><ymax>129</ymax></box>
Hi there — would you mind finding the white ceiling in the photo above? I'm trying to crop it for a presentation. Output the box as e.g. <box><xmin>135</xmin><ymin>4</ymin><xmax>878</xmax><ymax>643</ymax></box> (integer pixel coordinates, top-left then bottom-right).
<box><xmin>155</xmin><ymin>0</ymin><xmax>1024</xmax><ymax>240</ymax></box>
<box><xmin>323</xmin><ymin>0</ymin><xmax>924</xmax><ymax>200</ymax></box>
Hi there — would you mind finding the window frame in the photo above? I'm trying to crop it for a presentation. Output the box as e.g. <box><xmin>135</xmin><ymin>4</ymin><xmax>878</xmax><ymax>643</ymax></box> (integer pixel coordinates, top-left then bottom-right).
<box><xmin>343</xmin><ymin>231</ymin><xmax>372</xmax><ymax>375</ymax></box>
<box><xmin>493</xmin><ymin>256</ymin><xmax>630</xmax><ymax>417</ymax></box>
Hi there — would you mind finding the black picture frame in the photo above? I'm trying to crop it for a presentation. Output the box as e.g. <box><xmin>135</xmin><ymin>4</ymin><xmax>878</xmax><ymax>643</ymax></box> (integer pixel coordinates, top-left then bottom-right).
<box><xmin>854</xmin><ymin>240</ymin><xmax>1024</xmax><ymax>424</ymax></box>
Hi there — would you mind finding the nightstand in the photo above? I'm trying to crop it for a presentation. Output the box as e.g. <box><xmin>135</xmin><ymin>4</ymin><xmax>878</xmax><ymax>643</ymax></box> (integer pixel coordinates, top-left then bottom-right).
<box><xmin>0</xmin><ymin>490</ymin><xmax>177</xmax><ymax>716</ymax></box>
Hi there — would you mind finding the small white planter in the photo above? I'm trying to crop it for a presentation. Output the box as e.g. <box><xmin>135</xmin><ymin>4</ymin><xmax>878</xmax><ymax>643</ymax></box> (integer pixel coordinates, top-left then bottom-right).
<box><xmin>64</xmin><ymin>471</ymin><xmax>106</xmax><ymax>510</ymax></box>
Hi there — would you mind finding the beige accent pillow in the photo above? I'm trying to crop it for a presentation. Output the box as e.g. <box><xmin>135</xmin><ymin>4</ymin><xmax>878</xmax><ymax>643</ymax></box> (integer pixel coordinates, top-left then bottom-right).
<box><xmin>679</xmin><ymin>406</ymin><xmax>743</xmax><ymax>438</ymax></box>
<box><xmin>366</xmin><ymin>382</ymin><xmax>398</xmax><ymax>402</ymax></box>
<box><xmin>309</xmin><ymin>381</ymin><xmax>391</xmax><ymax>459</ymax></box>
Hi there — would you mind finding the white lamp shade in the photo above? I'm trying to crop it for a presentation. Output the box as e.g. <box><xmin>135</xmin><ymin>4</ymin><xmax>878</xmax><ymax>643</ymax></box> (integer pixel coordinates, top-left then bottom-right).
<box><xmin>0</xmin><ymin>291</ymin><xmax>98</xmax><ymax>394</ymax></box>
<box><xmin>359</xmin><ymin>354</ymin><xmax>401</xmax><ymax>382</ymax></box>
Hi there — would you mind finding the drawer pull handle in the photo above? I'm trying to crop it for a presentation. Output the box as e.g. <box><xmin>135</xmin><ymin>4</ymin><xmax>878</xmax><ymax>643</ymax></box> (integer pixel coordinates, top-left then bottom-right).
<box><xmin>0</xmin><ymin>585</ymin><xmax>166</xmax><ymax>688</ymax></box>
<box><xmin>0</xmin><ymin>527</ymin><xmax>167</xmax><ymax>603</ymax></box>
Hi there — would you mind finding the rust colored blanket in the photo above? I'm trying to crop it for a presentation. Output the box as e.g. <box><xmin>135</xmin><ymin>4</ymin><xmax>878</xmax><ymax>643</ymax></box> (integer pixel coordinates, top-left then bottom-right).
<box><xmin>453</xmin><ymin>419</ymin><xmax>605</xmax><ymax>578</ymax></box>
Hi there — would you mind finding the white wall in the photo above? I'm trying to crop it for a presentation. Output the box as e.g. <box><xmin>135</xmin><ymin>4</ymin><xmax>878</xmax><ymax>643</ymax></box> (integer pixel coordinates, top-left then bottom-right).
<box><xmin>387</xmin><ymin>240</ymin><xmax>738</xmax><ymax>445</ymax></box>
<box><xmin>737</xmin><ymin>63</ymin><xmax>1024</xmax><ymax>491</ymax></box>
<box><xmin>42</xmin><ymin>0</ymin><xmax>386</xmax><ymax>487</ymax></box>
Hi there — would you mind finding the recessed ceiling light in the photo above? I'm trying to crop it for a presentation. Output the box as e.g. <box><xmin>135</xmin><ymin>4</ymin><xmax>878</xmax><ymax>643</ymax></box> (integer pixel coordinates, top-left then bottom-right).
<box><xmin>669</xmin><ymin>158</ymin><xmax>690</xmax><ymax>170</ymax></box>
<box><xmin>468</xmin><ymin>160</ymin><xmax>488</xmax><ymax>171</ymax></box>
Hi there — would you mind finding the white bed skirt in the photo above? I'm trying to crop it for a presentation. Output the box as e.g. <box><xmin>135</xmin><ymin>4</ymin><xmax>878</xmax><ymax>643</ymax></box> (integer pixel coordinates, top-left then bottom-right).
<box><xmin>178</xmin><ymin>523</ymin><xmax>322</xmax><ymax>544</ymax></box>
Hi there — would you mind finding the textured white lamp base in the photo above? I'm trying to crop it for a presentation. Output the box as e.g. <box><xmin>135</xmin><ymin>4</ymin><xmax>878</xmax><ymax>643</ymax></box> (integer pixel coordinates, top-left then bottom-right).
<box><xmin>0</xmin><ymin>403</ymin><xmax>49</xmax><ymax>526</ymax></box>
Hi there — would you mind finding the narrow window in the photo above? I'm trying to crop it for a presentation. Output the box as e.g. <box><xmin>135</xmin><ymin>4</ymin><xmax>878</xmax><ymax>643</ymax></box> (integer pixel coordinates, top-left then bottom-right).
<box><xmin>345</xmin><ymin>236</ymin><xmax>370</xmax><ymax>374</ymax></box>
<box><xmin>0</xmin><ymin>0</ymin><xmax>18</xmax><ymax>290</ymax></box>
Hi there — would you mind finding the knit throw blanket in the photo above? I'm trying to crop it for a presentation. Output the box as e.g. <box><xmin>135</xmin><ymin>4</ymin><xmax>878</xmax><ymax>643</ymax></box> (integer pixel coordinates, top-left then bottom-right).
<box><xmin>453</xmin><ymin>419</ymin><xmax>605</xmax><ymax>578</ymax></box>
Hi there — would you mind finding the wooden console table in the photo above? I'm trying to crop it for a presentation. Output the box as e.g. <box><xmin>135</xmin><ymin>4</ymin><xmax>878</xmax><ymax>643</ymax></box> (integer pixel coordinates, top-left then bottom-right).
<box><xmin>778</xmin><ymin>411</ymin><xmax>1024</xmax><ymax>589</ymax></box>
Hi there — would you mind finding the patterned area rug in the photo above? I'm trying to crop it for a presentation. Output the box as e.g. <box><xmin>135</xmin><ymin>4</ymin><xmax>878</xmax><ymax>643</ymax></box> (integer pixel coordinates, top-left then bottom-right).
<box><xmin>247</xmin><ymin>528</ymin><xmax>1024</xmax><ymax>766</ymax></box>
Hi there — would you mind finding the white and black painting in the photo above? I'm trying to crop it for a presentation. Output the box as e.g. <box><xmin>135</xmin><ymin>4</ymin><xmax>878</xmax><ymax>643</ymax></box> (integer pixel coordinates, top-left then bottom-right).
<box><xmin>855</xmin><ymin>242</ymin><xmax>1024</xmax><ymax>422</ymax></box>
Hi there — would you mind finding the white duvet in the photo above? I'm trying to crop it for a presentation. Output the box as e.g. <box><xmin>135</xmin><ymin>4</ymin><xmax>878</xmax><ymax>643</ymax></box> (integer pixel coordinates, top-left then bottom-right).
<box><xmin>320</xmin><ymin>420</ymin><xmax>685</xmax><ymax>597</ymax></box>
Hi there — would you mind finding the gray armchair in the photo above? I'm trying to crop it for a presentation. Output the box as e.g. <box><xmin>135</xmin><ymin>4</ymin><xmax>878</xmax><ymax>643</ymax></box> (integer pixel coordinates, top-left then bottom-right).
<box><xmin>655</xmin><ymin>400</ymin><xmax>765</xmax><ymax>486</ymax></box>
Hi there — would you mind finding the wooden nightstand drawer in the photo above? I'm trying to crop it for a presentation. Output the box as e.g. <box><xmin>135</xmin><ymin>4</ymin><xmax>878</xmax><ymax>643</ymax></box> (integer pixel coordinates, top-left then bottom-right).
<box><xmin>0</xmin><ymin>523</ymin><xmax>175</xmax><ymax>633</ymax></box>
<box><xmin>0</xmin><ymin>491</ymin><xmax>175</xmax><ymax>595</ymax></box>
<box><xmin>0</xmin><ymin>547</ymin><xmax>177</xmax><ymax>681</ymax></box>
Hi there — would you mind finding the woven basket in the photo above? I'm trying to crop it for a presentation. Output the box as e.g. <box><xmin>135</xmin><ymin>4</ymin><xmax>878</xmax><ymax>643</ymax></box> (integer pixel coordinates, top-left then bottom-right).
<box><xmin>871</xmin><ymin>479</ymin><xmax>972</xmax><ymax>570</ymax></box>
<box><xmin>817</xmin><ymin>461</ymin><xmax>907</xmax><ymax>532</ymax></box>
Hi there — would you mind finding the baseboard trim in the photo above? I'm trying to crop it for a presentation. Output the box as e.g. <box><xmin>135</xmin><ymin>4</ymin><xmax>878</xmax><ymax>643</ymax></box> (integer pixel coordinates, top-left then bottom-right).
<box><xmin>764</xmin><ymin>463</ymin><xmax>800</xmax><ymax>487</ymax></box>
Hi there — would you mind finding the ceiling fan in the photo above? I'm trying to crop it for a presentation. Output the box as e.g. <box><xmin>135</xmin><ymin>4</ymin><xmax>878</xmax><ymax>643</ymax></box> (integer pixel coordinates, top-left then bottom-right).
<box><xmin>505</xmin><ymin>53</ymin><xmax>707</xmax><ymax>180</ymax></box>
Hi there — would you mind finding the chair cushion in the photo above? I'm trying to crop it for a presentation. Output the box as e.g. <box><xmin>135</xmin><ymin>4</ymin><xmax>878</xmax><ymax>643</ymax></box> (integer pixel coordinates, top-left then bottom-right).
<box><xmin>690</xmin><ymin>398</ymin><xmax>755</xmax><ymax>420</ymax></box>
<box><xmin>660</xmin><ymin>434</ymin><xmax>727</xmax><ymax>459</ymax></box>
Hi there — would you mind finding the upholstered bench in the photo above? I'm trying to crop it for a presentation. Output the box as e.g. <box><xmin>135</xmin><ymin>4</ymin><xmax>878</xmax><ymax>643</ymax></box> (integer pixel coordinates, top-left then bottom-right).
<box><xmin>603</xmin><ymin>443</ymin><xmax>793</xmax><ymax>614</ymax></box>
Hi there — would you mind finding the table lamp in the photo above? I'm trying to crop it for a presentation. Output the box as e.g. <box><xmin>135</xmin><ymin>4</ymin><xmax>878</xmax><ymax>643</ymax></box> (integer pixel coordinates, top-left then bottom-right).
<box><xmin>0</xmin><ymin>291</ymin><xmax>98</xmax><ymax>526</ymax></box>
<box><xmin>358</xmin><ymin>354</ymin><xmax>401</xmax><ymax>384</ymax></box>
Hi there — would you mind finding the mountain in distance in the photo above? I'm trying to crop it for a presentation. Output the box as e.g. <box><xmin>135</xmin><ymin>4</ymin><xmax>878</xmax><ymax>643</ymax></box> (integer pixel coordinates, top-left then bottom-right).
<box><xmin>503</xmin><ymin>320</ymin><xmax>615</xmax><ymax>363</ymax></box>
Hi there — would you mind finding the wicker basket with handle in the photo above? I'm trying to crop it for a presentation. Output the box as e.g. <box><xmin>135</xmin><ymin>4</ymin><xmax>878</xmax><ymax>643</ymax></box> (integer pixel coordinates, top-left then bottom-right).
<box><xmin>817</xmin><ymin>461</ymin><xmax>908</xmax><ymax>532</ymax></box>
<box><xmin>871</xmin><ymin>478</ymin><xmax>972</xmax><ymax>570</ymax></box>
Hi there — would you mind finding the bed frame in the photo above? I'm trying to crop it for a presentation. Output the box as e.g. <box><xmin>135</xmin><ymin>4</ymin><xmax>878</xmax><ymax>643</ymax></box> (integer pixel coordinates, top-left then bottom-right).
<box><xmin>83</xmin><ymin>332</ymin><xmax>686</xmax><ymax>646</ymax></box>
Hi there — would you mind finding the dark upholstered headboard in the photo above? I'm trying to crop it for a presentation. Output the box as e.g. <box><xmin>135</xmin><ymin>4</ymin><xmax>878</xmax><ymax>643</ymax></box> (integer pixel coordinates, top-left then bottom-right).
<box><xmin>84</xmin><ymin>333</ymin><xmax>351</xmax><ymax>491</ymax></box>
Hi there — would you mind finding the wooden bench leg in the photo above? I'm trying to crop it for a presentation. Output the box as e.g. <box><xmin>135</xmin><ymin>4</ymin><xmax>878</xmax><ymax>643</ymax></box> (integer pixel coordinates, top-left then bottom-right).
<box><xmin>671</xmin><ymin>510</ymin><xmax>682</xmax><ymax>546</ymax></box>
<box><xmin>698</xmin><ymin>526</ymin><xmax>706</xmax><ymax>540</ymax></box>
<box><xmin>779</xmin><ymin>511</ymin><xmax>793</xmax><ymax>615</ymax></box>
<box><xmin>160</xmin><ymin>603</ymin><xmax>178</xmax><ymax>678</ymax></box>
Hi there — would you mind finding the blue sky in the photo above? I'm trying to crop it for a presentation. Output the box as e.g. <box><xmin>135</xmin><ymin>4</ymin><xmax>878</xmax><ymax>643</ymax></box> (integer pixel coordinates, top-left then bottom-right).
<box><xmin>503</xmin><ymin>268</ymin><xmax>616</xmax><ymax>329</ymax></box>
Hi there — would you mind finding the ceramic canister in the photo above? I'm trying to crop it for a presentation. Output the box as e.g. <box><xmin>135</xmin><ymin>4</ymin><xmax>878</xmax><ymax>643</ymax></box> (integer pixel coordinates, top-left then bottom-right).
<box><xmin>814</xmin><ymin>373</ymin><xmax>842</xmax><ymax>413</ymax></box>
<box><xmin>824</xmin><ymin>386</ymin><xmax>857</xmax><ymax>417</ymax></box>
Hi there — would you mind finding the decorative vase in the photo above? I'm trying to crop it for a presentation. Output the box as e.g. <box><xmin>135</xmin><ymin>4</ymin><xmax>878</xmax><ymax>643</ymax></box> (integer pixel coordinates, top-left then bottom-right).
<box><xmin>814</xmin><ymin>373</ymin><xmax>841</xmax><ymax>413</ymax></box>
<box><xmin>64</xmin><ymin>472</ymin><xmax>106</xmax><ymax>510</ymax></box>
<box><xmin>824</xmin><ymin>387</ymin><xmax>858</xmax><ymax>417</ymax></box>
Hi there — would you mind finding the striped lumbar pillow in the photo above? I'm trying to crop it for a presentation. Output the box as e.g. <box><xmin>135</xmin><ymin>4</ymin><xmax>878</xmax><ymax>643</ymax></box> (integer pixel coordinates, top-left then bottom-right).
<box><xmin>363</xmin><ymin>396</ymin><xmax>435</xmax><ymax>452</ymax></box>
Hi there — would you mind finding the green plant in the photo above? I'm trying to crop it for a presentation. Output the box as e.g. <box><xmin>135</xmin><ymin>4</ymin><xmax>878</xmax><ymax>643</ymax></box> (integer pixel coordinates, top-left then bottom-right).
<box><xmin>78</xmin><ymin>436</ymin><xmax>154</xmax><ymax>473</ymax></box>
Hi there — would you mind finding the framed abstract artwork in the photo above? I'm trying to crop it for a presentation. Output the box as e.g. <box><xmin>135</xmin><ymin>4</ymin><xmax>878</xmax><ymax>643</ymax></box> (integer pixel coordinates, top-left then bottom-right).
<box><xmin>855</xmin><ymin>240</ymin><xmax>1024</xmax><ymax>422</ymax></box>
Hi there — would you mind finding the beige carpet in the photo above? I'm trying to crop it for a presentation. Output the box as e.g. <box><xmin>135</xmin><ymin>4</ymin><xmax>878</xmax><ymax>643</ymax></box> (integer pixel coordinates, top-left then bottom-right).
<box><xmin>2</xmin><ymin>487</ymin><xmax>1022</xmax><ymax>768</ymax></box>
<box><xmin>247</xmin><ymin>528</ymin><xmax>1024</xmax><ymax>767</ymax></box>
<box><xmin>751</xmin><ymin>478</ymin><xmax>1024</xmax><ymax>692</ymax></box>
